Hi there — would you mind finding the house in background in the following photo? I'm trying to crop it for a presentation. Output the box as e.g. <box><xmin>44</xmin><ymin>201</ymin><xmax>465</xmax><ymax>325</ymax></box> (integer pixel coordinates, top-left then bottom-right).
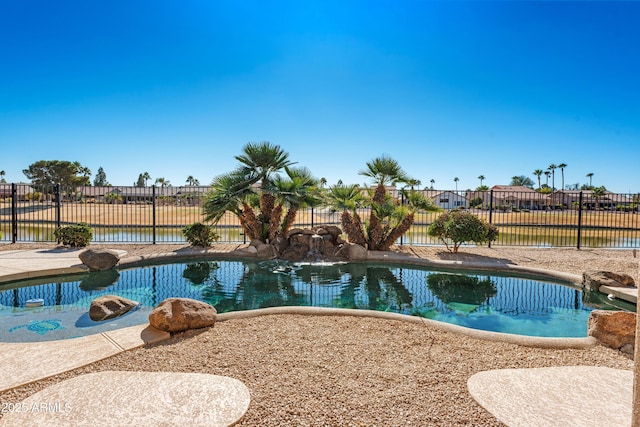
<box><xmin>466</xmin><ymin>185</ymin><xmax>547</xmax><ymax>210</ymax></box>
<box><xmin>423</xmin><ymin>190</ymin><xmax>469</xmax><ymax>209</ymax></box>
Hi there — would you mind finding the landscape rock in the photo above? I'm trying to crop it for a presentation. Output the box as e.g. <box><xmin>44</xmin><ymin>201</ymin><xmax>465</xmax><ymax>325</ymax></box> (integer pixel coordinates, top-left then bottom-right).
<box><xmin>583</xmin><ymin>270</ymin><xmax>635</xmax><ymax>291</ymax></box>
<box><xmin>588</xmin><ymin>310</ymin><xmax>636</xmax><ymax>354</ymax></box>
<box><xmin>79</xmin><ymin>248</ymin><xmax>121</xmax><ymax>271</ymax></box>
<box><xmin>149</xmin><ymin>298</ymin><xmax>217</xmax><ymax>332</ymax></box>
<box><xmin>256</xmin><ymin>243</ymin><xmax>277</xmax><ymax>259</ymax></box>
<box><xmin>343</xmin><ymin>242</ymin><xmax>368</xmax><ymax>261</ymax></box>
<box><xmin>89</xmin><ymin>295</ymin><xmax>140</xmax><ymax>321</ymax></box>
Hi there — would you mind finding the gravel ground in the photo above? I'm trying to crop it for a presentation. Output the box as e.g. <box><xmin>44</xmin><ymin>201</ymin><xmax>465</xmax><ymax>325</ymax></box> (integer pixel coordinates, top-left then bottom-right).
<box><xmin>0</xmin><ymin>243</ymin><xmax>637</xmax><ymax>426</ymax></box>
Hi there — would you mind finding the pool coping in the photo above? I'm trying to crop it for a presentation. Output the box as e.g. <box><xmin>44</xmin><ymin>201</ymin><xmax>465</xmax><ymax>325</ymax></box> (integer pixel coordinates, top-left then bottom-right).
<box><xmin>0</xmin><ymin>246</ymin><xmax>621</xmax><ymax>393</ymax></box>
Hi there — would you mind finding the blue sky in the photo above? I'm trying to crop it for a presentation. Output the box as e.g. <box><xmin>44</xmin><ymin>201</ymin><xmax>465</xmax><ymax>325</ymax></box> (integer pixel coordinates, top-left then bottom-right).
<box><xmin>1</xmin><ymin>1</ymin><xmax>638</xmax><ymax>192</ymax></box>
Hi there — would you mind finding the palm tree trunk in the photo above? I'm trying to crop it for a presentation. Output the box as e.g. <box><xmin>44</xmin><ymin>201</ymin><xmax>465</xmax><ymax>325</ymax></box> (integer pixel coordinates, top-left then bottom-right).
<box><xmin>341</xmin><ymin>211</ymin><xmax>367</xmax><ymax>247</ymax></box>
<box><xmin>241</xmin><ymin>203</ymin><xmax>261</xmax><ymax>240</ymax></box>
<box><xmin>281</xmin><ymin>207</ymin><xmax>298</xmax><ymax>236</ymax></box>
<box><xmin>260</xmin><ymin>192</ymin><xmax>275</xmax><ymax>223</ymax></box>
<box><xmin>379</xmin><ymin>212</ymin><xmax>414</xmax><ymax>251</ymax></box>
<box><xmin>268</xmin><ymin>203</ymin><xmax>283</xmax><ymax>242</ymax></box>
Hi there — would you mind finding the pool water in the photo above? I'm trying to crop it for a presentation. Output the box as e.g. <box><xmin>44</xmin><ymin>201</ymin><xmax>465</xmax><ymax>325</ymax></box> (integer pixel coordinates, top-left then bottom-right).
<box><xmin>0</xmin><ymin>259</ymin><xmax>634</xmax><ymax>342</ymax></box>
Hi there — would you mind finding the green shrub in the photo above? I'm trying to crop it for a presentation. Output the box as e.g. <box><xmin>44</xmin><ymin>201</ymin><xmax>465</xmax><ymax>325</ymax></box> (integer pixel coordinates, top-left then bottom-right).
<box><xmin>182</xmin><ymin>222</ymin><xmax>219</xmax><ymax>247</ymax></box>
<box><xmin>54</xmin><ymin>223</ymin><xmax>93</xmax><ymax>247</ymax></box>
<box><xmin>469</xmin><ymin>197</ymin><xmax>483</xmax><ymax>208</ymax></box>
<box><xmin>427</xmin><ymin>211</ymin><xmax>498</xmax><ymax>253</ymax></box>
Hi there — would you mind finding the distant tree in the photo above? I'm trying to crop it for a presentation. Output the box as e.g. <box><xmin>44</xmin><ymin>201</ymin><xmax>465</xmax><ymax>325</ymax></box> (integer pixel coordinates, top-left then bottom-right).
<box><xmin>430</xmin><ymin>179</ymin><xmax>435</xmax><ymax>189</ymax></box>
<box><xmin>186</xmin><ymin>175</ymin><xmax>200</xmax><ymax>186</ymax></box>
<box><xmin>591</xmin><ymin>186</ymin><xmax>607</xmax><ymax>210</ymax></box>
<box><xmin>93</xmin><ymin>167</ymin><xmax>110</xmax><ymax>186</ymax></box>
<box><xmin>155</xmin><ymin>177</ymin><xmax>170</xmax><ymax>187</ymax></box>
<box><xmin>453</xmin><ymin>177</ymin><xmax>459</xmax><ymax>191</ymax></box>
<box><xmin>558</xmin><ymin>163</ymin><xmax>567</xmax><ymax>190</ymax></box>
<box><xmin>510</xmin><ymin>175</ymin><xmax>534</xmax><ymax>188</ymax></box>
<box><xmin>406</xmin><ymin>178</ymin><xmax>422</xmax><ymax>191</ymax></box>
<box><xmin>478</xmin><ymin>175</ymin><xmax>485</xmax><ymax>187</ymax></box>
<box><xmin>142</xmin><ymin>172</ymin><xmax>151</xmax><ymax>186</ymax></box>
<box><xmin>532</xmin><ymin>169</ymin><xmax>543</xmax><ymax>189</ymax></box>
<box><xmin>23</xmin><ymin>160</ymin><xmax>91</xmax><ymax>190</ymax></box>
<box><xmin>586</xmin><ymin>172</ymin><xmax>594</xmax><ymax>189</ymax></box>
<box><xmin>0</xmin><ymin>170</ymin><xmax>5</xmax><ymax>183</ymax></box>
<box><xmin>135</xmin><ymin>174</ymin><xmax>145</xmax><ymax>187</ymax></box>
<box><xmin>544</xmin><ymin>171</ymin><xmax>551</xmax><ymax>186</ymax></box>
<box><xmin>319</xmin><ymin>177</ymin><xmax>327</xmax><ymax>188</ymax></box>
<box><xmin>475</xmin><ymin>185</ymin><xmax>489</xmax><ymax>192</ymax></box>
<box><xmin>547</xmin><ymin>164</ymin><xmax>557</xmax><ymax>192</ymax></box>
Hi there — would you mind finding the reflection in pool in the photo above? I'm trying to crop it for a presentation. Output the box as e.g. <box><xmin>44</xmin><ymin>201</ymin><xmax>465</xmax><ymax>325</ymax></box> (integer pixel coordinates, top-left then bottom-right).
<box><xmin>0</xmin><ymin>259</ymin><xmax>634</xmax><ymax>342</ymax></box>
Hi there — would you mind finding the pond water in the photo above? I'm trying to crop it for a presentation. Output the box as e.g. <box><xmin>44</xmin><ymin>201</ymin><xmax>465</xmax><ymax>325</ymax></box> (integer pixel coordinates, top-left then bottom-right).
<box><xmin>0</xmin><ymin>259</ymin><xmax>634</xmax><ymax>342</ymax></box>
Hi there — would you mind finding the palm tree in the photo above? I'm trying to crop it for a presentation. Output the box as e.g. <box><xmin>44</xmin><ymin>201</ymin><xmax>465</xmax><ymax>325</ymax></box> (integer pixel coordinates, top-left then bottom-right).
<box><xmin>591</xmin><ymin>186</ymin><xmax>607</xmax><ymax>210</ymax></box>
<box><xmin>544</xmin><ymin>171</ymin><xmax>551</xmax><ymax>186</ymax></box>
<box><xmin>478</xmin><ymin>175</ymin><xmax>485</xmax><ymax>187</ymax></box>
<box><xmin>453</xmin><ymin>177</ymin><xmax>459</xmax><ymax>191</ymax></box>
<box><xmin>533</xmin><ymin>169</ymin><xmax>543</xmax><ymax>190</ymax></box>
<box><xmin>142</xmin><ymin>172</ymin><xmax>151</xmax><ymax>187</ymax></box>
<box><xmin>430</xmin><ymin>179</ymin><xmax>435</xmax><ymax>189</ymax></box>
<box><xmin>586</xmin><ymin>172</ymin><xmax>594</xmax><ymax>189</ymax></box>
<box><xmin>558</xmin><ymin>163</ymin><xmax>567</xmax><ymax>191</ymax></box>
<box><xmin>319</xmin><ymin>177</ymin><xmax>327</xmax><ymax>189</ymax></box>
<box><xmin>406</xmin><ymin>178</ymin><xmax>422</xmax><ymax>191</ymax></box>
<box><xmin>267</xmin><ymin>166</ymin><xmax>321</xmax><ymax>239</ymax></box>
<box><xmin>547</xmin><ymin>164</ymin><xmax>557</xmax><ymax>192</ymax></box>
<box><xmin>186</xmin><ymin>176</ymin><xmax>200</xmax><ymax>186</ymax></box>
<box><xmin>155</xmin><ymin>177</ymin><xmax>170</xmax><ymax>187</ymax></box>
<box><xmin>324</xmin><ymin>183</ymin><xmax>367</xmax><ymax>246</ymax></box>
<box><xmin>235</xmin><ymin>141</ymin><xmax>295</xmax><ymax>228</ymax></box>
<box><xmin>0</xmin><ymin>170</ymin><xmax>5</xmax><ymax>183</ymax></box>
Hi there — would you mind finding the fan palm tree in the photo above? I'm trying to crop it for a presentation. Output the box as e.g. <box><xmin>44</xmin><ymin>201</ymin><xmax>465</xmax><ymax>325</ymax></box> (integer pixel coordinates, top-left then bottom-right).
<box><xmin>591</xmin><ymin>186</ymin><xmax>607</xmax><ymax>210</ymax></box>
<box><xmin>186</xmin><ymin>175</ymin><xmax>200</xmax><ymax>186</ymax></box>
<box><xmin>324</xmin><ymin>183</ymin><xmax>367</xmax><ymax>246</ymax></box>
<box><xmin>430</xmin><ymin>179</ymin><xmax>435</xmax><ymax>189</ymax></box>
<box><xmin>533</xmin><ymin>169</ymin><xmax>543</xmax><ymax>190</ymax></box>
<box><xmin>586</xmin><ymin>172</ymin><xmax>594</xmax><ymax>189</ymax></box>
<box><xmin>155</xmin><ymin>177</ymin><xmax>170</xmax><ymax>187</ymax></box>
<box><xmin>142</xmin><ymin>172</ymin><xmax>151</xmax><ymax>187</ymax></box>
<box><xmin>235</xmin><ymin>141</ymin><xmax>295</xmax><ymax>227</ymax></box>
<box><xmin>478</xmin><ymin>175</ymin><xmax>485</xmax><ymax>187</ymax></box>
<box><xmin>548</xmin><ymin>164</ymin><xmax>557</xmax><ymax>192</ymax></box>
<box><xmin>544</xmin><ymin>171</ymin><xmax>551</xmax><ymax>186</ymax></box>
<box><xmin>0</xmin><ymin>170</ymin><xmax>5</xmax><ymax>183</ymax></box>
<box><xmin>453</xmin><ymin>177</ymin><xmax>459</xmax><ymax>191</ymax></box>
<box><xmin>558</xmin><ymin>163</ymin><xmax>567</xmax><ymax>191</ymax></box>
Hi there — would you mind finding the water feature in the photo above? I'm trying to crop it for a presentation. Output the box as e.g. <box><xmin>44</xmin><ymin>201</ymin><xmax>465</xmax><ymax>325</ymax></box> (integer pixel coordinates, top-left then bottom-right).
<box><xmin>0</xmin><ymin>259</ymin><xmax>633</xmax><ymax>342</ymax></box>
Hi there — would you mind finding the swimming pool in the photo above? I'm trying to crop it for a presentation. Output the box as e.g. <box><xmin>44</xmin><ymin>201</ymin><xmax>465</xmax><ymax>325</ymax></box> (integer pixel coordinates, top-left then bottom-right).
<box><xmin>0</xmin><ymin>259</ymin><xmax>634</xmax><ymax>342</ymax></box>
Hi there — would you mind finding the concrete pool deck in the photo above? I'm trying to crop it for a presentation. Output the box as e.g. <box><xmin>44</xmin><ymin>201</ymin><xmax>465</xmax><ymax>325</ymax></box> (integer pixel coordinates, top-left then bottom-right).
<box><xmin>0</xmin><ymin>247</ymin><xmax>636</xmax><ymax>426</ymax></box>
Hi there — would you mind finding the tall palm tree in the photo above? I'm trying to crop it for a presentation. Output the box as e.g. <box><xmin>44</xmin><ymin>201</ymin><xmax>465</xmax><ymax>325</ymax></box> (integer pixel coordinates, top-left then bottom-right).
<box><xmin>544</xmin><ymin>171</ymin><xmax>551</xmax><ymax>186</ymax></box>
<box><xmin>430</xmin><ymin>179</ymin><xmax>435</xmax><ymax>189</ymax></box>
<box><xmin>453</xmin><ymin>177</ymin><xmax>459</xmax><ymax>191</ymax></box>
<box><xmin>155</xmin><ymin>177</ymin><xmax>170</xmax><ymax>187</ymax></box>
<box><xmin>586</xmin><ymin>172</ymin><xmax>594</xmax><ymax>189</ymax></box>
<box><xmin>186</xmin><ymin>175</ymin><xmax>200</xmax><ymax>186</ymax></box>
<box><xmin>142</xmin><ymin>172</ymin><xmax>151</xmax><ymax>187</ymax></box>
<box><xmin>319</xmin><ymin>177</ymin><xmax>327</xmax><ymax>189</ymax></box>
<box><xmin>533</xmin><ymin>169</ymin><xmax>543</xmax><ymax>190</ymax></box>
<box><xmin>0</xmin><ymin>170</ymin><xmax>5</xmax><ymax>183</ymax></box>
<box><xmin>478</xmin><ymin>175</ymin><xmax>485</xmax><ymax>187</ymax></box>
<box><xmin>558</xmin><ymin>163</ymin><xmax>567</xmax><ymax>191</ymax></box>
<box><xmin>406</xmin><ymin>178</ymin><xmax>422</xmax><ymax>191</ymax></box>
<box><xmin>548</xmin><ymin>164</ymin><xmax>557</xmax><ymax>192</ymax></box>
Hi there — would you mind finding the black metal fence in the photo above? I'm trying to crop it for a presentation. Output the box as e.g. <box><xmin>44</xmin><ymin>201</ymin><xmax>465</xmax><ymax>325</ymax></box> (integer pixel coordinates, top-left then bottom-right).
<box><xmin>1</xmin><ymin>183</ymin><xmax>639</xmax><ymax>248</ymax></box>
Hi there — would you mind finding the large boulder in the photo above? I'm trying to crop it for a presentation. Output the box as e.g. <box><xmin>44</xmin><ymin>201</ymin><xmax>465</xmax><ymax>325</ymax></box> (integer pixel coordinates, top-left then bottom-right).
<box><xmin>79</xmin><ymin>248</ymin><xmax>121</xmax><ymax>271</ymax></box>
<box><xmin>588</xmin><ymin>310</ymin><xmax>636</xmax><ymax>354</ymax></box>
<box><xmin>583</xmin><ymin>270</ymin><xmax>635</xmax><ymax>292</ymax></box>
<box><xmin>256</xmin><ymin>243</ymin><xmax>277</xmax><ymax>259</ymax></box>
<box><xmin>149</xmin><ymin>298</ymin><xmax>217</xmax><ymax>332</ymax></box>
<box><xmin>343</xmin><ymin>243</ymin><xmax>368</xmax><ymax>261</ymax></box>
<box><xmin>89</xmin><ymin>295</ymin><xmax>140</xmax><ymax>321</ymax></box>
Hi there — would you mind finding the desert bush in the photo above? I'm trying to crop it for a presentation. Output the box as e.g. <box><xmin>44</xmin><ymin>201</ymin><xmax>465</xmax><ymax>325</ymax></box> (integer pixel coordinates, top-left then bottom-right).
<box><xmin>427</xmin><ymin>211</ymin><xmax>498</xmax><ymax>253</ymax></box>
<box><xmin>54</xmin><ymin>223</ymin><xmax>93</xmax><ymax>247</ymax></box>
<box><xmin>182</xmin><ymin>222</ymin><xmax>219</xmax><ymax>247</ymax></box>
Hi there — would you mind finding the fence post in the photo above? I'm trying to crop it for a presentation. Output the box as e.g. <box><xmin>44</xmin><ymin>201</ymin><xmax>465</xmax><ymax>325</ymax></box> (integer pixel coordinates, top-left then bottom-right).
<box><xmin>11</xmin><ymin>183</ymin><xmax>17</xmax><ymax>243</ymax></box>
<box><xmin>311</xmin><ymin>206</ymin><xmax>314</xmax><ymax>228</ymax></box>
<box><xmin>488</xmin><ymin>189</ymin><xmax>494</xmax><ymax>248</ymax></box>
<box><xmin>55</xmin><ymin>184</ymin><xmax>61</xmax><ymax>229</ymax></box>
<box><xmin>152</xmin><ymin>185</ymin><xmax>157</xmax><ymax>244</ymax></box>
<box><xmin>577</xmin><ymin>191</ymin><xmax>583</xmax><ymax>250</ymax></box>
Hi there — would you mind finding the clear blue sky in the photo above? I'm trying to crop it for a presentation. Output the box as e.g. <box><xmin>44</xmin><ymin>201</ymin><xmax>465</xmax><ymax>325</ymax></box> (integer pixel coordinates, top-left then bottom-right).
<box><xmin>1</xmin><ymin>1</ymin><xmax>638</xmax><ymax>192</ymax></box>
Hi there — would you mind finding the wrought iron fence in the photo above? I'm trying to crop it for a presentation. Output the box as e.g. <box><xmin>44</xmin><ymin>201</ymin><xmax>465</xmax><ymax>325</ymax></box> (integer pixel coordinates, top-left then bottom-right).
<box><xmin>1</xmin><ymin>183</ymin><xmax>638</xmax><ymax>248</ymax></box>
